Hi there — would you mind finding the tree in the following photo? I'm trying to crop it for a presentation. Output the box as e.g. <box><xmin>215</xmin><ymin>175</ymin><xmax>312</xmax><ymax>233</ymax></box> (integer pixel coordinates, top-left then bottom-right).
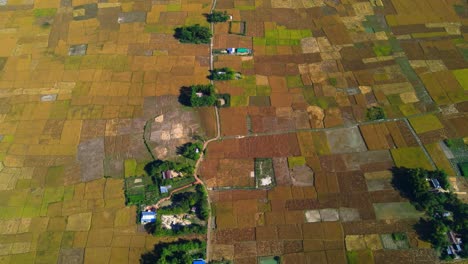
<box><xmin>366</xmin><ymin>106</ymin><xmax>386</xmax><ymax>120</ymax></box>
<box><xmin>210</xmin><ymin>67</ymin><xmax>237</xmax><ymax>81</ymax></box>
<box><xmin>207</xmin><ymin>11</ymin><xmax>230</xmax><ymax>23</ymax></box>
<box><xmin>190</xmin><ymin>84</ymin><xmax>217</xmax><ymax>107</ymax></box>
<box><xmin>140</xmin><ymin>239</ymin><xmax>206</xmax><ymax>264</ymax></box>
<box><xmin>414</xmin><ymin>218</ymin><xmax>449</xmax><ymax>250</ymax></box>
<box><xmin>179</xmin><ymin>141</ymin><xmax>203</xmax><ymax>160</ymax></box>
<box><xmin>174</xmin><ymin>24</ymin><xmax>212</xmax><ymax>44</ymax></box>
<box><xmin>144</xmin><ymin>160</ymin><xmax>175</xmax><ymax>177</ymax></box>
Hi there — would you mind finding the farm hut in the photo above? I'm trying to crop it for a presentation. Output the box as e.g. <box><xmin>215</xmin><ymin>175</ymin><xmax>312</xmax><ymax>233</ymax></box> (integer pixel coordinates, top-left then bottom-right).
<box><xmin>236</xmin><ymin>48</ymin><xmax>250</xmax><ymax>54</ymax></box>
<box><xmin>160</xmin><ymin>185</ymin><xmax>171</xmax><ymax>194</ymax></box>
<box><xmin>192</xmin><ymin>260</ymin><xmax>206</xmax><ymax>264</ymax></box>
<box><xmin>227</xmin><ymin>48</ymin><xmax>235</xmax><ymax>54</ymax></box>
<box><xmin>141</xmin><ymin>211</ymin><xmax>156</xmax><ymax>224</ymax></box>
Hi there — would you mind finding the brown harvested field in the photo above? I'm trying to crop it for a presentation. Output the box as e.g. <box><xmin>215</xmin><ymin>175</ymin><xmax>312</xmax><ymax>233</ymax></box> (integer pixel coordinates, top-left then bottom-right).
<box><xmin>219</xmin><ymin>107</ymin><xmax>248</xmax><ymax>136</ymax></box>
<box><xmin>207</xmin><ymin>134</ymin><xmax>301</xmax><ymax>158</ymax></box>
<box><xmin>198</xmin><ymin>106</ymin><xmax>217</xmax><ymax>139</ymax></box>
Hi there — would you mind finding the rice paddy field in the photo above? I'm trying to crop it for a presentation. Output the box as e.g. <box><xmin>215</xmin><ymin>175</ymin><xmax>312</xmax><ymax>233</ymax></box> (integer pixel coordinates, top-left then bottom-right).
<box><xmin>0</xmin><ymin>0</ymin><xmax>467</xmax><ymax>263</ymax></box>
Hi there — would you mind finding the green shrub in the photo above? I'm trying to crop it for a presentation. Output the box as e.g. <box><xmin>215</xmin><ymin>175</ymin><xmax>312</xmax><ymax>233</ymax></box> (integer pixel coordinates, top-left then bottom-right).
<box><xmin>207</xmin><ymin>11</ymin><xmax>230</xmax><ymax>23</ymax></box>
<box><xmin>458</xmin><ymin>162</ymin><xmax>468</xmax><ymax>177</ymax></box>
<box><xmin>366</xmin><ymin>106</ymin><xmax>386</xmax><ymax>120</ymax></box>
<box><xmin>174</xmin><ymin>24</ymin><xmax>212</xmax><ymax>44</ymax></box>
<box><xmin>392</xmin><ymin>232</ymin><xmax>407</xmax><ymax>241</ymax></box>
<box><xmin>210</xmin><ymin>67</ymin><xmax>237</xmax><ymax>80</ymax></box>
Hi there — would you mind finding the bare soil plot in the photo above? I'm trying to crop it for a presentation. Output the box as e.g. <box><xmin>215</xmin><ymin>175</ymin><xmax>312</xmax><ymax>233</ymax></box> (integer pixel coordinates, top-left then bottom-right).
<box><xmin>325</xmin><ymin>127</ymin><xmax>367</xmax><ymax>154</ymax></box>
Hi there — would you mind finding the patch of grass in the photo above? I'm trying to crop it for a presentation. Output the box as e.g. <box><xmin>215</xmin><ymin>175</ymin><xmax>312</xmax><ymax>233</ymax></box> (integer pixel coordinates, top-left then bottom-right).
<box><xmin>300</xmin><ymin>29</ymin><xmax>312</xmax><ymax>38</ymax></box>
<box><xmin>328</xmin><ymin>77</ymin><xmax>337</xmax><ymax>86</ymax></box>
<box><xmin>253</xmin><ymin>37</ymin><xmax>266</xmax><ymax>46</ymax></box>
<box><xmin>33</xmin><ymin>8</ymin><xmax>57</xmax><ymax>17</ymax></box>
<box><xmin>373</xmin><ymin>44</ymin><xmax>393</xmax><ymax>57</ymax></box>
<box><xmin>124</xmin><ymin>159</ymin><xmax>137</xmax><ymax>177</ymax></box>
<box><xmin>256</xmin><ymin>86</ymin><xmax>271</xmax><ymax>96</ymax></box>
<box><xmin>166</xmin><ymin>4</ymin><xmax>181</xmax><ymax>11</ymax></box>
<box><xmin>458</xmin><ymin>162</ymin><xmax>468</xmax><ymax>177</ymax></box>
<box><xmin>145</xmin><ymin>24</ymin><xmax>174</xmax><ymax>34</ymax></box>
<box><xmin>426</xmin><ymin>143</ymin><xmax>456</xmax><ymax>176</ymax></box>
<box><xmin>242</xmin><ymin>60</ymin><xmax>254</xmax><ymax>69</ymax></box>
<box><xmin>453</xmin><ymin>69</ymin><xmax>468</xmax><ymax>91</ymax></box>
<box><xmin>399</xmin><ymin>104</ymin><xmax>420</xmax><ymax>116</ymax></box>
<box><xmin>390</xmin><ymin>147</ymin><xmax>433</xmax><ymax>170</ymax></box>
<box><xmin>287</xmin><ymin>156</ymin><xmax>306</xmax><ymax>168</ymax></box>
<box><xmin>346</xmin><ymin>251</ymin><xmax>359</xmax><ymax>264</ymax></box>
<box><xmin>286</xmin><ymin>75</ymin><xmax>303</xmax><ymax>88</ymax></box>
<box><xmin>235</xmin><ymin>5</ymin><xmax>255</xmax><ymax>10</ymax></box>
<box><xmin>302</xmin><ymin>86</ymin><xmax>315</xmax><ymax>105</ymax></box>
<box><xmin>409</xmin><ymin>114</ymin><xmax>444</xmax><ymax>134</ymax></box>
<box><xmin>373</xmin><ymin>202</ymin><xmax>423</xmax><ymax>220</ymax></box>
<box><xmin>230</xmin><ymin>95</ymin><xmax>249</xmax><ymax>106</ymax></box>
<box><xmin>392</xmin><ymin>232</ymin><xmax>407</xmax><ymax>241</ymax></box>
<box><xmin>2</xmin><ymin>135</ymin><xmax>14</xmax><ymax>143</ymax></box>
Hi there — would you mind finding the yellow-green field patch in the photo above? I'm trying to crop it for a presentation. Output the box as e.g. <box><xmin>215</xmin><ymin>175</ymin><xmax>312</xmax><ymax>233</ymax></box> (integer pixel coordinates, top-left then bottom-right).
<box><xmin>373</xmin><ymin>202</ymin><xmax>423</xmax><ymax>220</ymax></box>
<box><xmin>390</xmin><ymin>147</ymin><xmax>433</xmax><ymax>170</ymax></box>
<box><xmin>287</xmin><ymin>156</ymin><xmax>306</xmax><ymax>168</ymax></box>
<box><xmin>425</xmin><ymin>143</ymin><xmax>456</xmax><ymax>175</ymax></box>
<box><xmin>408</xmin><ymin>114</ymin><xmax>443</xmax><ymax>134</ymax></box>
<box><xmin>453</xmin><ymin>69</ymin><xmax>468</xmax><ymax>90</ymax></box>
<box><xmin>124</xmin><ymin>159</ymin><xmax>137</xmax><ymax>177</ymax></box>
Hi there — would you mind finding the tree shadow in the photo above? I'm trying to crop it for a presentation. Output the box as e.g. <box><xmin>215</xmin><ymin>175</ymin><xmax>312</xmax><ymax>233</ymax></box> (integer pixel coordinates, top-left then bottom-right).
<box><xmin>178</xmin><ymin>86</ymin><xmax>192</xmax><ymax>106</ymax></box>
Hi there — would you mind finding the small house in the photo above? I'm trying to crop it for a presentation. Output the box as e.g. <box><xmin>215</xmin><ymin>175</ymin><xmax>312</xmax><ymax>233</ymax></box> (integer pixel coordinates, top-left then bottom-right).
<box><xmin>160</xmin><ymin>185</ymin><xmax>171</xmax><ymax>194</ymax></box>
<box><xmin>162</xmin><ymin>170</ymin><xmax>172</xmax><ymax>180</ymax></box>
<box><xmin>141</xmin><ymin>211</ymin><xmax>156</xmax><ymax>224</ymax></box>
<box><xmin>192</xmin><ymin>260</ymin><xmax>206</xmax><ymax>264</ymax></box>
<box><xmin>226</xmin><ymin>48</ymin><xmax>235</xmax><ymax>54</ymax></box>
<box><xmin>161</xmin><ymin>170</ymin><xmax>182</xmax><ymax>180</ymax></box>
<box><xmin>195</xmin><ymin>92</ymin><xmax>204</xmax><ymax>98</ymax></box>
<box><xmin>448</xmin><ymin>231</ymin><xmax>462</xmax><ymax>245</ymax></box>
<box><xmin>430</xmin><ymin>178</ymin><xmax>441</xmax><ymax>189</ymax></box>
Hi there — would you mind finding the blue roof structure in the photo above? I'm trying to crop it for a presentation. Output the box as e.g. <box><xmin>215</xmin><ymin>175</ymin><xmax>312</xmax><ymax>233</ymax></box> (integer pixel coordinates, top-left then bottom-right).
<box><xmin>160</xmin><ymin>186</ymin><xmax>169</xmax><ymax>194</ymax></box>
<box><xmin>430</xmin><ymin>178</ymin><xmax>441</xmax><ymax>189</ymax></box>
<box><xmin>192</xmin><ymin>260</ymin><xmax>206</xmax><ymax>264</ymax></box>
<box><xmin>141</xmin><ymin>211</ymin><xmax>156</xmax><ymax>224</ymax></box>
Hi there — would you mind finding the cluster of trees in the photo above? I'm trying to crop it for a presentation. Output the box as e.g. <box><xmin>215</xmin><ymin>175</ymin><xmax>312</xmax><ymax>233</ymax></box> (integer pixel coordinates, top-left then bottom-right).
<box><xmin>391</xmin><ymin>167</ymin><xmax>468</xmax><ymax>259</ymax></box>
<box><xmin>178</xmin><ymin>141</ymin><xmax>203</xmax><ymax>161</ymax></box>
<box><xmin>210</xmin><ymin>67</ymin><xmax>237</xmax><ymax>81</ymax></box>
<box><xmin>140</xmin><ymin>239</ymin><xmax>206</xmax><ymax>264</ymax></box>
<box><xmin>158</xmin><ymin>185</ymin><xmax>210</xmax><ymax>221</ymax></box>
<box><xmin>174</xmin><ymin>24</ymin><xmax>212</xmax><ymax>44</ymax></box>
<box><xmin>145</xmin><ymin>218</ymin><xmax>206</xmax><ymax>237</ymax></box>
<box><xmin>207</xmin><ymin>11</ymin><xmax>230</xmax><ymax>23</ymax></box>
<box><xmin>144</xmin><ymin>159</ymin><xmax>194</xmax><ymax>177</ymax></box>
<box><xmin>190</xmin><ymin>84</ymin><xmax>217</xmax><ymax>107</ymax></box>
<box><xmin>144</xmin><ymin>185</ymin><xmax>210</xmax><ymax>237</ymax></box>
<box><xmin>366</xmin><ymin>106</ymin><xmax>386</xmax><ymax>121</ymax></box>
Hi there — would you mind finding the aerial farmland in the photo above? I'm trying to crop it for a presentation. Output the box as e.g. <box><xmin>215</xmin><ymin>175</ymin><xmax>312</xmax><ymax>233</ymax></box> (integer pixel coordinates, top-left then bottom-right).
<box><xmin>0</xmin><ymin>0</ymin><xmax>466</xmax><ymax>263</ymax></box>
